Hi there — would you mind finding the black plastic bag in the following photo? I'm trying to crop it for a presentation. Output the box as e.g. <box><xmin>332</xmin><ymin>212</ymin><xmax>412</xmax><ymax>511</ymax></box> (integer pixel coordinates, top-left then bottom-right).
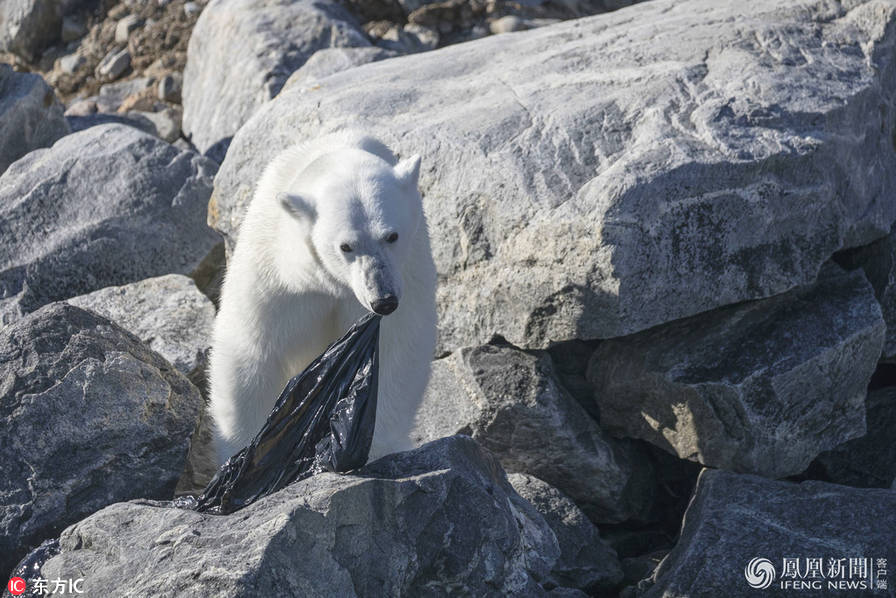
<box><xmin>179</xmin><ymin>312</ymin><xmax>381</xmax><ymax>515</ymax></box>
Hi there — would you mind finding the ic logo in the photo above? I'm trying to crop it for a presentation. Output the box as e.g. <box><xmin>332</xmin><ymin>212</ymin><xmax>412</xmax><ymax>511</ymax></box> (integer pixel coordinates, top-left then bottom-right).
<box><xmin>7</xmin><ymin>577</ymin><xmax>26</xmax><ymax>596</ymax></box>
<box><xmin>745</xmin><ymin>558</ymin><xmax>776</xmax><ymax>589</ymax></box>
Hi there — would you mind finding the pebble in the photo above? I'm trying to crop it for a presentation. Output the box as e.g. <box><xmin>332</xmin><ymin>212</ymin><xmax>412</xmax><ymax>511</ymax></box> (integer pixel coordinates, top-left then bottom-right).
<box><xmin>115</xmin><ymin>15</ymin><xmax>143</xmax><ymax>44</ymax></box>
<box><xmin>59</xmin><ymin>53</ymin><xmax>86</xmax><ymax>75</ymax></box>
<box><xmin>183</xmin><ymin>2</ymin><xmax>200</xmax><ymax>16</ymax></box>
<box><xmin>157</xmin><ymin>74</ymin><xmax>182</xmax><ymax>103</ymax></box>
<box><xmin>489</xmin><ymin>15</ymin><xmax>527</xmax><ymax>35</ymax></box>
<box><xmin>96</xmin><ymin>48</ymin><xmax>131</xmax><ymax>81</ymax></box>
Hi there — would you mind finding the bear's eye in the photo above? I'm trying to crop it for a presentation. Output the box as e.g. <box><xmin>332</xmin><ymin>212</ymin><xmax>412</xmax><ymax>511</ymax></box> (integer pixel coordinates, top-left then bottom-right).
<box><xmin>385</xmin><ymin>232</ymin><xmax>398</xmax><ymax>243</ymax></box>
<box><xmin>340</xmin><ymin>243</ymin><xmax>353</xmax><ymax>253</ymax></box>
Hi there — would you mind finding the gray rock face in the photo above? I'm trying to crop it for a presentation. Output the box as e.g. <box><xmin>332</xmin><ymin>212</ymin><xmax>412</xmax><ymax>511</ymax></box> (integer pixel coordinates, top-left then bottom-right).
<box><xmin>413</xmin><ymin>344</ymin><xmax>654</xmax><ymax>523</ymax></box>
<box><xmin>642</xmin><ymin>469</ymin><xmax>896</xmax><ymax>597</ymax></box>
<box><xmin>182</xmin><ymin>0</ymin><xmax>369</xmax><ymax>156</ymax></box>
<box><xmin>509</xmin><ymin>473</ymin><xmax>623</xmax><ymax>593</ymax></box>
<box><xmin>281</xmin><ymin>46</ymin><xmax>397</xmax><ymax>93</ymax></box>
<box><xmin>836</xmin><ymin>225</ymin><xmax>896</xmax><ymax>361</ymax></box>
<box><xmin>39</xmin><ymin>436</ymin><xmax>564</xmax><ymax>596</ymax></box>
<box><xmin>0</xmin><ymin>124</ymin><xmax>221</xmax><ymax>326</ymax></box>
<box><xmin>0</xmin><ymin>303</ymin><xmax>202</xmax><ymax>576</ymax></box>
<box><xmin>811</xmin><ymin>386</ymin><xmax>896</xmax><ymax>489</ymax></box>
<box><xmin>0</xmin><ymin>0</ymin><xmax>61</xmax><ymax>59</ymax></box>
<box><xmin>587</xmin><ymin>266</ymin><xmax>885</xmax><ymax>478</ymax></box>
<box><xmin>66</xmin><ymin>274</ymin><xmax>215</xmax><ymax>383</ymax></box>
<box><xmin>213</xmin><ymin>0</ymin><xmax>896</xmax><ymax>352</ymax></box>
<box><xmin>0</xmin><ymin>65</ymin><xmax>69</xmax><ymax>175</ymax></box>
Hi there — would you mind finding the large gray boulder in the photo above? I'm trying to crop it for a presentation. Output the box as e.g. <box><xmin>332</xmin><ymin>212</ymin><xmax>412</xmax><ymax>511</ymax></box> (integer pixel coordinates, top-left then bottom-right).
<box><xmin>38</xmin><ymin>436</ymin><xmax>567</xmax><ymax>596</ymax></box>
<box><xmin>0</xmin><ymin>124</ymin><xmax>221</xmax><ymax>327</ymax></box>
<box><xmin>280</xmin><ymin>46</ymin><xmax>397</xmax><ymax>93</ymax></box>
<box><xmin>586</xmin><ymin>266</ymin><xmax>885</xmax><ymax>478</ymax></box>
<box><xmin>66</xmin><ymin>274</ymin><xmax>216</xmax><ymax>384</ymax></box>
<box><xmin>641</xmin><ymin>469</ymin><xmax>896</xmax><ymax>597</ymax></box>
<box><xmin>508</xmin><ymin>473</ymin><xmax>624</xmax><ymax>593</ymax></box>
<box><xmin>0</xmin><ymin>0</ymin><xmax>61</xmax><ymax>60</ymax></box>
<box><xmin>0</xmin><ymin>65</ymin><xmax>69</xmax><ymax>175</ymax></box>
<box><xmin>182</xmin><ymin>0</ymin><xmax>369</xmax><ymax>157</ymax></box>
<box><xmin>213</xmin><ymin>0</ymin><xmax>896</xmax><ymax>352</ymax></box>
<box><xmin>0</xmin><ymin>303</ymin><xmax>202</xmax><ymax>576</ymax></box>
<box><xmin>413</xmin><ymin>344</ymin><xmax>654</xmax><ymax>523</ymax></box>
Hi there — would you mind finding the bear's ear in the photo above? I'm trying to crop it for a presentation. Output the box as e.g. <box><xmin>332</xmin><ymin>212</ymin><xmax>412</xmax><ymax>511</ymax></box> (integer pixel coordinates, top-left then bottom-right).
<box><xmin>394</xmin><ymin>154</ymin><xmax>422</xmax><ymax>189</ymax></box>
<box><xmin>278</xmin><ymin>192</ymin><xmax>316</xmax><ymax>221</ymax></box>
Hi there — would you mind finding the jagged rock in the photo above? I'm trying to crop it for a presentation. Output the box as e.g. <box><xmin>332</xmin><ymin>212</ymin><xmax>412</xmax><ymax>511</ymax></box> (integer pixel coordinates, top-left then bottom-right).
<box><xmin>641</xmin><ymin>469</ymin><xmax>896</xmax><ymax>597</ymax></box>
<box><xmin>587</xmin><ymin>266</ymin><xmax>885</xmax><ymax>478</ymax></box>
<box><xmin>508</xmin><ymin>473</ymin><xmax>624</xmax><ymax>593</ymax></box>
<box><xmin>0</xmin><ymin>0</ymin><xmax>61</xmax><ymax>59</ymax></box>
<box><xmin>182</xmin><ymin>0</ymin><xmax>369</xmax><ymax>156</ymax></box>
<box><xmin>0</xmin><ymin>65</ymin><xmax>69</xmax><ymax>175</ymax></box>
<box><xmin>213</xmin><ymin>0</ymin><xmax>896</xmax><ymax>352</ymax></box>
<box><xmin>37</xmin><ymin>436</ymin><xmax>565</xmax><ymax>596</ymax></box>
<box><xmin>413</xmin><ymin>343</ymin><xmax>654</xmax><ymax>523</ymax></box>
<box><xmin>0</xmin><ymin>303</ymin><xmax>202</xmax><ymax>576</ymax></box>
<box><xmin>810</xmin><ymin>386</ymin><xmax>896</xmax><ymax>488</ymax></box>
<box><xmin>66</xmin><ymin>274</ymin><xmax>215</xmax><ymax>384</ymax></box>
<box><xmin>835</xmin><ymin>225</ymin><xmax>896</xmax><ymax>361</ymax></box>
<box><xmin>0</xmin><ymin>124</ymin><xmax>221</xmax><ymax>326</ymax></box>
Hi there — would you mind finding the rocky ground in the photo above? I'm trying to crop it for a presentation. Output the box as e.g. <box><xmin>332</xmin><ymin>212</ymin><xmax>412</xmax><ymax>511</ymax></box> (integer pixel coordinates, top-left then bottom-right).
<box><xmin>2</xmin><ymin>0</ymin><xmax>896</xmax><ymax>596</ymax></box>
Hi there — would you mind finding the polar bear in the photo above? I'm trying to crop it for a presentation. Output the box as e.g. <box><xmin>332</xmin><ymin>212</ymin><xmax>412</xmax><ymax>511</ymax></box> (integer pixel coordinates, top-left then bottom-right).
<box><xmin>207</xmin><ymin>131</ymin><xmax>437</xmax><ymax>467</ymax></box>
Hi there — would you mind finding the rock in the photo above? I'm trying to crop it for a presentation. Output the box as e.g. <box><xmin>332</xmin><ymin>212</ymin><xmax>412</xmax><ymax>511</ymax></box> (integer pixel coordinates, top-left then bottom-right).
<box><xmin>64</xmin><ymin>96</ymin><xmax>96</xmax><ymax>116</ymax></box>
<box><xmin>96</xmin><ymin>77</ymin><xmax>154</xmax><ymax>112</ymax></box>
<box><xmin>57</xmin><ymin>51</ymin><xmax>85</xmax><ymax>74</ymax></box>
<box><xmin>490</xmin><ymin>15</ymin><xmax>527</xmax><ymax>34</ymax></box>
<box><xmin>0</xmin><ymin>0</ymin><xmax>61</xmax><ymax>60</ymax></box>
<box><xmin>114</xmin><ymin>14</ymin><xmax>143</xmax><ymax>43</ymax></box>
<box><xmin>213</xmin><ymin>0</ymin><xmax>896</xmax><ymax>352</ymax></box>
<box><xmin>66</xmin><ymin>274</ymin><xmax>215</xmax><ymax>383</ymax></box>
<box><xmin>96</xmin><ymin>47</ymin><xmax>131</xmax><ymax>80</ymax></box>
<box><xmin>642</xmin><ymin>469</ymin><xmax>896</xmax><ymax>597</ymax></box>
<box><xmin>134</xmin><ymin>107</ymin><xmax>182</xmax><ymax>142</ymax></box>
<box><xmin>36</xmin><ymin>436</ymin><xmax>564</xmax><ymax>596</ymax></box>
<box><xmin>413</xmin><ymin>343</ymin><xmax>654</xmax><ymax>523</ymax></box>
<box><xmin>0</xmin><ymin>124</ymin><xmax>221</xmax><ymax>326</ymax></box>
<box><xmin>0</xmin><ymin>65</ymin><xmax>69</xmax><ymax>176</ymax></box>
<box><xmin>66</xmin><ymin>111</ymin><xmax>158</xmax><ymax>137</ymax></box>
<box><xmin>835</xmin><ymin>225</ymin><xmax>896</xmax><ymax>361</ymax></box>
<box><xmin>183</xmin><ymin>1</ymin><xmax>200</xmax><ymax>16</ymax></box>
<box><xmin>509</xmin><ymin>473</ymin><xmax>624</xmax><ymax>593</ymax></box>
<box><xmin>282</xmin><ymin>46</ymin><xmax>397</xmax><ymax>93</ymax></box>
<box><xmin>586</xmin><ymin>266</ymin><xmax>885</xmax><ymax>478</ymax></box>
<box><xmin>157</xmin><ymin>72</ymin><xmax>182</xmax><ymax>102</ymax></box>
<box><xmin>182</xmin><ymin>0</ymin><xmax>369</xmax><ymax>156</ymax></box>
<box><xmin>60</xmin><ymin>15</ymin><xmax>86</xmax><ymax>42</ymax></box>
<box><xmin>0</xmin><ymin>303</ymin><xmax>202</xmax><ymax>576</ymax></box>
<box><xmin>810</xmin><ymin>386</ymin><xmax>896</xmax><ymax>488</ymax></box>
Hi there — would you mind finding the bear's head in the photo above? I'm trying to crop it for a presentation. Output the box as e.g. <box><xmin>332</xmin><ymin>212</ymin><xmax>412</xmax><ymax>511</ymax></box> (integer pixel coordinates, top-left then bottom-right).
<box><xmin>278</xmin><ymin>148</ymin><xmax>423</xmax><ymax>316</ymax></box>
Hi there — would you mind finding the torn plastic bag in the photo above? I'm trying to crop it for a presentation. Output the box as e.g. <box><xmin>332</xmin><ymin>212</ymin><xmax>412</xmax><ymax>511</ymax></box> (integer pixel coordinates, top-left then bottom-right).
<box><xmin>179</xmin><ymin>312</ymin><xmax>381</xmax><ymax>515</ymax></box>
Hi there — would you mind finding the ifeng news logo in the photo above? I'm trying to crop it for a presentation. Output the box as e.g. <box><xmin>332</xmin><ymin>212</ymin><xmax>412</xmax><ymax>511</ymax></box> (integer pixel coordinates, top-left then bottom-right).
<box><xmin>745</xmin><ymin>557</ymin><xmax>889</xmax><ymax>592</ymax></box>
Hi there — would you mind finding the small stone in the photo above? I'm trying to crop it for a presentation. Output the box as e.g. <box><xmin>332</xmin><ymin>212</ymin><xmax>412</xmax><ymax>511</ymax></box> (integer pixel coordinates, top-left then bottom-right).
<box><xmin>489</xmin><ymin>15</ymin><xmax>527</xmax><ymax>34</ymax></box>
<box><xmin>58</xmin><ymin>52</ymin><xmax>85</xmax><ymax>74</ymax></box>
<box><xmin>114</xmin><ymin>14</ymin><xmax>142</xmax><ymax>44</ymax></box>
<box><xmin>60</xmin><ymin>16</ymin><xmax>87</xmax><ymax>42</ymax></box>
<box><xmin>132</xmin><ymin>107</ymin><xmax>182</xmax><ymax>143</ymax></box>
<box><xmin>64</xmin><ymin>97</ymin><xmax>97</xmax><ymax>116</ymax></box>
<box><xmin>96</xmin><ymin>48</ymin><xmax>131</xmax><ymax>80</ymax></box>
<box><xmin>157</xmin><ymin>73</ymin><xmax>182</xmax><ymax>103</ymax></box>
<box><xmin>183</xmin><ymin>2</ymin><xmax>200</xmax><ymax>16</ymax></box>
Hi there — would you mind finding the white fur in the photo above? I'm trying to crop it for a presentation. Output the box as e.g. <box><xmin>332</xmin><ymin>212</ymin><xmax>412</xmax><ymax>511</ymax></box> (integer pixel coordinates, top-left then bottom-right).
<box><xmin>207</xmin><ymin>131</ymin><xmax>437</xmax><ymax>466</ymax></box>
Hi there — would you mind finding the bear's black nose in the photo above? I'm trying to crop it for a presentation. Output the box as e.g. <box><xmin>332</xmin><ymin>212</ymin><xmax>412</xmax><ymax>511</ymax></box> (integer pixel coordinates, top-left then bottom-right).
<box><xmin>371</xmin><ymin>295</ymin><xmax>399</xmax><ymax>315</ymax></box>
